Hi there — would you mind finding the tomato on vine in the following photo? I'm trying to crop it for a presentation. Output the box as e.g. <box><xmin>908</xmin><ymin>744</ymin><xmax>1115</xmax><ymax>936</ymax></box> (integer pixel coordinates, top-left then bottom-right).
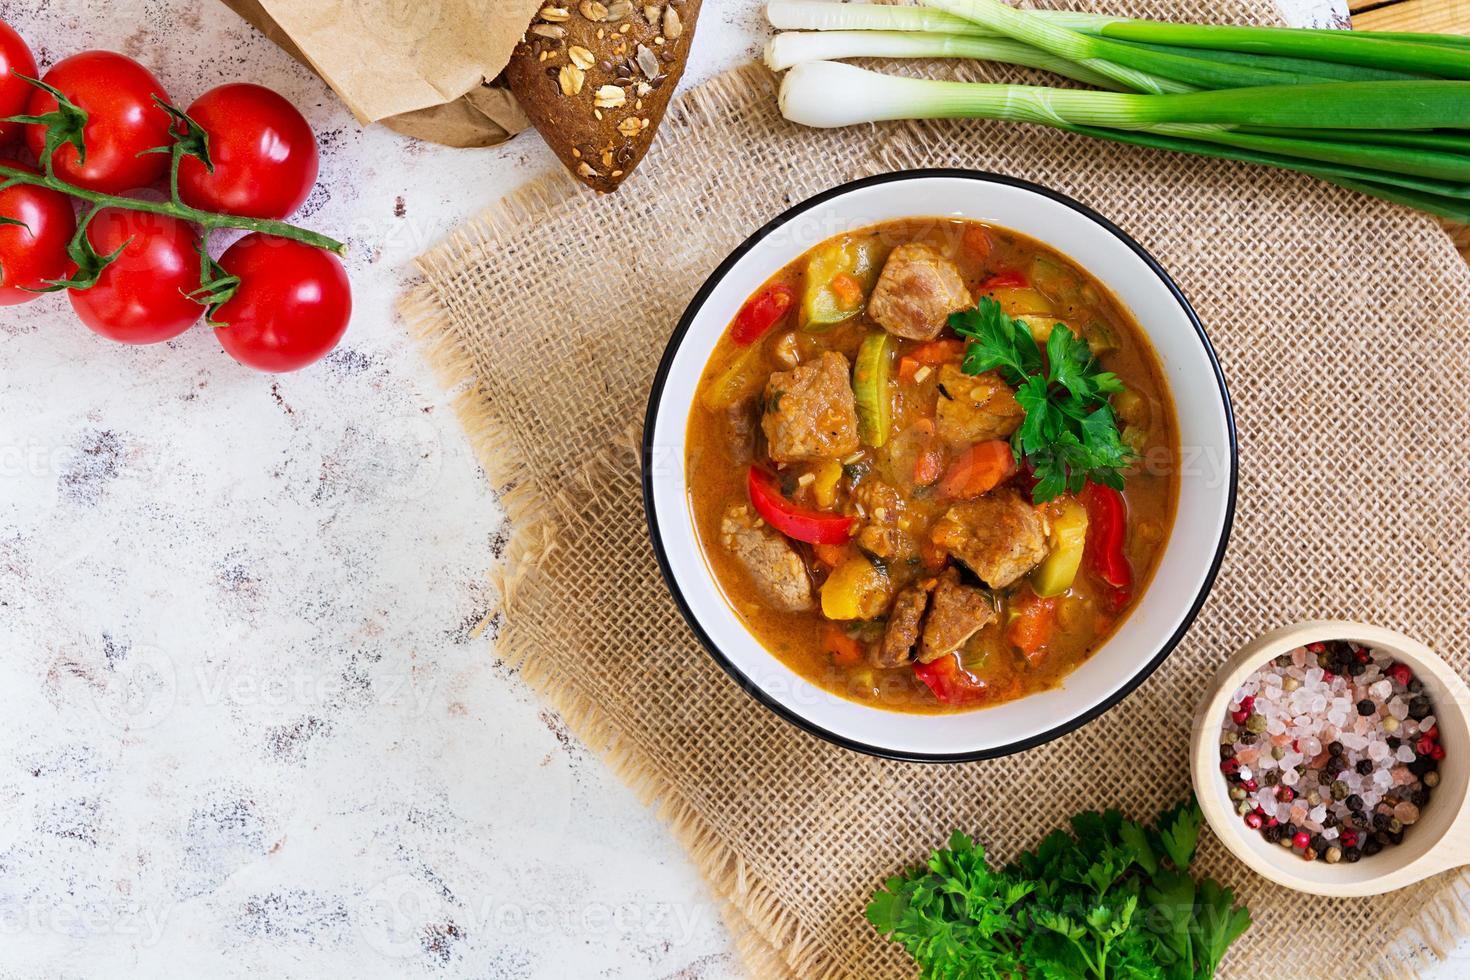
<box><xmin>68</xmin><ymin>208</ymin><xmax>204</xmax><ymax>344</ymax></box>
<box><xmin>0</xmin><ymin>32</ymin><xmax>349</xmax><ymax>367</ymax></box>
<box><xmin>0</xmin><ymin>161</ymin><xmax>76</xmax><ymax>305</ymax></box>
<box><xmin>0</xmin><ymin>19</ymin><xmax>38</xmax><ymax>148</ymax></box>
<box><xmin>178</xmin><ymin>83</ymin><xmax>319</xmax><ymax>221</ymax></box>
<box><xmin>211</xmin><ymin>234</ymin><xmax>351</xmax><ymax>372</ymax></box>
<box><xmin>23</xmin><ymin>51</ymin><xmax>173</xmax><ymax>194</ymax></box>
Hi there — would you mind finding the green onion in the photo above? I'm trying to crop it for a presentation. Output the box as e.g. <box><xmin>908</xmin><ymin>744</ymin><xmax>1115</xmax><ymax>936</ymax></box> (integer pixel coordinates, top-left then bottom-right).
<box><xmin>766</xmin><ymin>1</ymin><xmax>990</xmax><ymax>36</ymax></box>
<box><xmin>1031</xmin><ymin>12</ymin><xmax>1470</xmax><ymax>79</ymax></box>
<box><xmin>764</xmin><ymin>31</ymin><xmax>1125</xmax><ymax>89</ymax></box>
<box><xmin>1153</xmin><ymin>124</ymin><xmax>1470</xmax><ymax>182</ymax></box>
<box><xmin>778</xmin><ymin>63</ymin><xmax>1470</xmax><ymax>133</ymax></box>
<box><xmin>1239</xmin><ymin>127</ymin><xmax>1470</xmax><ymax>154</ymax></box>
<box><xmin>1062</xmin><ymin>124</ymin><xmax>1470</xmax><ymax>222</ymax></box>
<box><xmin>921</xmin><ymin>0</ymin><xmax>1338</xmax><ymax>91</ymax></box>
<box><xmin>1300</xmin><ymin>28</ymin><xmax>1470</xmax><ymax>50</ymax></box>
<box><xmin>1101</xmin><ymin>38</ymin><xmax>1435</xmax><ymax>82</ymax></box>
<box><xmin>1320</xmin><ymin>177</ymin><xmax>1470</xmax><ymax>223</ymax></box>
<box><xmin>766</xmin><ymin>1</ymin><xmax>1470</xmax><ymax>222</ymax></box>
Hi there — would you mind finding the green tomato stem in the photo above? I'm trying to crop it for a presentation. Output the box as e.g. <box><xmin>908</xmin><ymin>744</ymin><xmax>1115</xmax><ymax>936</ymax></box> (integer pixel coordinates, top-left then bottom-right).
<box><xmin>0</xmin><ymin>161</ymin><xmax>346</xmax><ymax>255</ymax></box>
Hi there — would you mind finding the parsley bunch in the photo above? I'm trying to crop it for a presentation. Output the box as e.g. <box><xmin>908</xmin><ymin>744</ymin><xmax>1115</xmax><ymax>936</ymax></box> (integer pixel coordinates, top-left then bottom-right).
<box><xmin>951</xmin><ymin>298</ymin><xmax>1134</xmax><ymax>503</ymax></box>
<box><xmin>867</xmin><ymin>799</ymin><xmax>1251</xmax><ymax>980</ymax></box>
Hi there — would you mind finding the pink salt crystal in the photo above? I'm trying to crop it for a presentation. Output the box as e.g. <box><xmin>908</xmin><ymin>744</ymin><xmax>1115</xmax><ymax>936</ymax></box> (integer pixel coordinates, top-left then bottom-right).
<box><xmin>1394</xmin><ymin>802</ymin><xmax>1420</xmax><ymax>825</ymax></box>
<box><xmin>1308</xmin><ymin>751</ymin><xmax>1330</xmax><ymax>769</ymax></box>
<box><xmin>1290</xmin><ymin>804</ymin><xmax>1309</xmax><ymax>823</ymax></box>
<box><xmin>1392</xmin><ymin>766</ymin><xmax>1416</xmax><ymax>787</ymax></box>
<box><xmin>1236</xmin><ymin>748</ymin><xmax>1260</xmax><ymax>765</ymax></box>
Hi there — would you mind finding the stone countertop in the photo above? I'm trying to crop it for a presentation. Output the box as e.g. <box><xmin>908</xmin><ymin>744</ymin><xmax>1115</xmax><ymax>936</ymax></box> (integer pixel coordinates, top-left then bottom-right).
<box><xmin>12</xmin><ymin>2</ymin><xmax>1456</xmax><ymax>979</ymax></box>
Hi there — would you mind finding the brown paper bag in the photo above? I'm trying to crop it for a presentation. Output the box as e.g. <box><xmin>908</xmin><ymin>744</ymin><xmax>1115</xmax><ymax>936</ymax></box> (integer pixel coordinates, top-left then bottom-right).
<box><xmin>219</xmin><ymin>0</ymin><xmax>539</xmax><ymax>148</ymax></box>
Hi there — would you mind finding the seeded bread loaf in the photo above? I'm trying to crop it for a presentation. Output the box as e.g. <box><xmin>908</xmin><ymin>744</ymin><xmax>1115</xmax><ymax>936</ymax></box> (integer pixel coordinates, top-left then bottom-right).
<box><xmin>505</xmin><ymin>0</ymin><xmax>702</xmax><ymax>193</ymax></box>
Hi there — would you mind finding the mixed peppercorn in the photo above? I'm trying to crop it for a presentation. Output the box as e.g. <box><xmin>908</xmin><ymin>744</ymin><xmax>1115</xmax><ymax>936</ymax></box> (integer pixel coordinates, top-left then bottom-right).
<box><xmin>1220</xmin><ymin>640</ymin><xmax>1443</xmax><ymax>864</ymax></box>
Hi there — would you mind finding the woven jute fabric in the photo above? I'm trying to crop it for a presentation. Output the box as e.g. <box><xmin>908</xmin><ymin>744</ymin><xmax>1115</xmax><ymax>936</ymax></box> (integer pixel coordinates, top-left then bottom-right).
<box><xmin>403</xmin><ymin>3</ymin><xmax>1470</xmax><ymax>975</ymax></box>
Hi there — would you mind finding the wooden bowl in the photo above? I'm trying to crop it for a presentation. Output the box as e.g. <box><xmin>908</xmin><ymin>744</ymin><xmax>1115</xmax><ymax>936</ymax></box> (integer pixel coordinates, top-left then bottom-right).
<box><xmin>1191</xmin><ymin>621</ymin><xmax>1470</xmax><ymax>895</ymax></box>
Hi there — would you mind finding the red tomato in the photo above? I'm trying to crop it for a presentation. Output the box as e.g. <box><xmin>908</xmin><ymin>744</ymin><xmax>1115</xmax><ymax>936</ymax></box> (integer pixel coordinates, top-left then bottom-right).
<box><xmin>0</xmin><ymin>161</ymin><xmax>76</xmax><ymax>305</ymax></box>
<box><xmin>178</xmin><ymin>83</ymin><xmax>319</xmax><ymax>220</ymax></box>
<box><xmin>212</xmin><ymin>234</ymin><xmax>350</xmax><ymax>372</ymax></box>
<box><xmin>24</xmin><ymin>51</ymin><xmax>172</xmax><ymax>194</ymax></box>
<box><xmin>68</xmin><ymin>207</ymin><xmax>203</xmax><ymax>344</ymax></box>
<box><xmin>0</xmin><ymin>20</ymin><xmax>38</xmax><ymax>148</ymax></box>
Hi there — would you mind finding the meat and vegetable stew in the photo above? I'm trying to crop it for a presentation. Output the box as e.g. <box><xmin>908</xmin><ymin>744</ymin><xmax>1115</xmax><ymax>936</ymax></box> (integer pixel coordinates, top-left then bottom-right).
<box><xmin>686</xmin><ymin>219</ymin><xmax>1178</xmax><ymax>713</ymax></box>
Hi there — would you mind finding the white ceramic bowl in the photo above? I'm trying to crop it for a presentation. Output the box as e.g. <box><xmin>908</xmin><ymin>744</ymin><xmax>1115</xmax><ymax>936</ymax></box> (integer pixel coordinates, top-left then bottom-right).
<box><xmin>642</xmin><ymin>170</ymin><xmax>1237</xmax><ymax>761</ymax></box>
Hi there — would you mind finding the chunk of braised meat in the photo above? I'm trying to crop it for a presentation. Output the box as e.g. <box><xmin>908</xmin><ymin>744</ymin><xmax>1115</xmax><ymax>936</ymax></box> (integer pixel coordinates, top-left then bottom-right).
<box><xmin>761</xmin><ymin>351</ymin><xmax>861</xmax><ymax>463</ymax></box>
<box><xmin>930</xmin><ymin>488</ymin><xmax>1049</xmax><ymax>589</ymax></box>
<box><xmin>867</xmin><ymin>243</ymin><xmax>973</xmax><ymax>341</ymax></box>
<box><xmin>918</xmin><ymin>568</ymin><xmax>997</xmax><ymax>664</ymax></box>
<box><xmin>935</xmin><ymin>364</ymin><xmax>1024</xmax><ymax>444</ymax></box>
<box><xmin>852</xmin><ymin>479</ymin><xmax>914</xmax><ymax>563</ymax></box>
<box><xmin>875</xmin><ymin>580</ymin><xmax>931</xmax><ymax>668</ymax></box>
<box><xmin>720</xmin><ymin>504</ymin><xmax>814</xmax><ymax>612</ymax></box>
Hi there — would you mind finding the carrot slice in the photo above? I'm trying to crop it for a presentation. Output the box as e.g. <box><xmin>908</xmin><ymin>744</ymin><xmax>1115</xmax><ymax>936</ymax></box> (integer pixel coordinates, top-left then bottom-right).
<box><xmin>962</xmin><ymin>225</ymin><xmax>992</xmax><ymax>261</ymax></box>
<box><xmin>823</xmin><ymin>623</ymin><xmax>865</xmax><ymax>667</ymax></box>
<box><xmin>830</xmin><ymin>272</ymin><xmax>864</xmax><ymax>310</ymax></box>
<box><xmin>939</xmin><ymin>440</ymin><xmax>1015</xmax><ymax>499</ymax></box>
<box><xmin>909</xmin><ymin>340</ymin><xmax>966</xmax><ymax>365</ymax></box>
<box><xmin>1007</xmin><ymin>588</ymin><xmax>1059</xmax><ymax>663</ymax></box>
<box><xmin>914</xmin><ymin>448</ymin><xmax>945</xmax><ymax>487</ymax></box>
<box><xmin>812</xmin><ymin>542</ymin><xmax>851</xmax><ymax>568</ymax></box>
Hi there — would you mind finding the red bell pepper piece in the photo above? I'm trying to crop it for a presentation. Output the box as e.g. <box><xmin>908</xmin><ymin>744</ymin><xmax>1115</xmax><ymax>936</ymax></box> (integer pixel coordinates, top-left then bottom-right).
<box><xmin>729</xmin><ymin>283</ymin><xmax>796</xmax><ymax>345</ymax></box>
<box><xmin>1080</xmin><ymin>481</ymin><xmax>1132</xmax><ymax>610</ymax></box>
<box><xmin>978</xmin><ymin>271</ymin><xmax>1028</xmax><ymax>291</ymax></box>
<box><xmin>914</xmin><ymin>653</ymin><xmax>989</xmax><ymax>707</ymax></box>
<box><xmin>747</xmin><ymin>466</ymin><xmax>856</xmax><ymax>545</ymax></box>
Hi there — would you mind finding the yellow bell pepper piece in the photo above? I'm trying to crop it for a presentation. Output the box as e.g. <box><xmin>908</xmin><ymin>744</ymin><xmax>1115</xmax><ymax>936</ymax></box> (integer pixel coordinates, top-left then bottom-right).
<box><xmin>985</xmin><ymin>286</ymin><xmax>1053</xmax><ymax>317</ymax></box>
<box><xmin>821</xmin><ymin>556</ymin><xmax>891</xmax><ymax>621</ymax></box>
<box><xmin>1032</xmin><ymin>497</ymin><xmax>1089</xmax><ymax>597</ymax></box>
<box><xmin>812</xmin><ymin>460</ymin><xmax>843</xmax><ymax>509</ymax></box>
<box><xmin>1019</xmin><ymin>315</ymin><xmax>1068</xmax><ymax>345</ymax></box>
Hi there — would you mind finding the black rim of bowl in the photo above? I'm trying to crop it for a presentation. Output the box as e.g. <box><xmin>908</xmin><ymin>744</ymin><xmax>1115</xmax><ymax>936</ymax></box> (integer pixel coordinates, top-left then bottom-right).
<box><xmin>641</xmin><ymin>168</ymin><xmax>1239</xmax><ymax>764</ymax></box>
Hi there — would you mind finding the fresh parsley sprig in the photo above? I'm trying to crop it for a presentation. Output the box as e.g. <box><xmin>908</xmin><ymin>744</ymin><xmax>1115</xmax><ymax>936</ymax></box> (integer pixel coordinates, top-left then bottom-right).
<box><xmin>951</xmin><ymin>298</ymin><xmax>1135</xmax><ymax>503</ymax></box>
<box><xmin>867</xmin><ymin>799</ymin><xmax>1252</xmax><ymax>980</ymax></box>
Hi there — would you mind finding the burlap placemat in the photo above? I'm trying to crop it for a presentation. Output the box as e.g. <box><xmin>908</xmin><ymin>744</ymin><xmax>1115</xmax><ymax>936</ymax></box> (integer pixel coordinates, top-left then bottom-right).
<box><xmin>403</xmin><ymin>3</ymin><xmax>1470</xmax><ymax>974</ymax></box>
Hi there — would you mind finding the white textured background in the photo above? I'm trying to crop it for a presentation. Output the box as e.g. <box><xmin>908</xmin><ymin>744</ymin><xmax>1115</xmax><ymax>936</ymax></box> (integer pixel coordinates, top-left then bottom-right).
<box><xmin>12</xmin><ymin>2</ymin><xmax>1445</xmax><ymax>980</ymax></box>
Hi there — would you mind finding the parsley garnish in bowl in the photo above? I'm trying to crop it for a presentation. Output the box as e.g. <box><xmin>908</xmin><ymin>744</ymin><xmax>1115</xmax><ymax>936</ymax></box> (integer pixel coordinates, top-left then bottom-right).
<box><xmin>867</xmin><ymin>799</ymin><xmax>1251</xmax><ymax>980</ymax></box>
<box><xmin>952</xmin><ymin>297</ymin><xmax>1135</xmax><ymax>503</ymax></box>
